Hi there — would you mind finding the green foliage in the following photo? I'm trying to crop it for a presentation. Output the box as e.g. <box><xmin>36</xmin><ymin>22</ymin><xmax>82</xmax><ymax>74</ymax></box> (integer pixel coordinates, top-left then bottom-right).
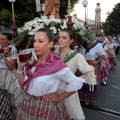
<box><xmin>82</xmin><ymin>29</ymin><xmax>96</xmax><ymax>43</ymax></box>
<box><xmin>0</xmin><ymin>0</ymin><xmax>79</xmax><ymax>27</ymax></box>
<box><xmin>103</xmin><ymin>3</ymin><xmax>120</xmax><ymax>35</ymax></box>
<box><xmin>60</xmin><ymin>0</ymin><xmax>79</xmax><ymax>18</ymax></box>
<box><xmin>0</xmin><ymin>8</ymin><xmax>12</xmax><ymax>27</ymax></box>
<box><xmin>14</xmin><ymin>28</ymin><xmax>29</xmax><ymax>46</ymax></box>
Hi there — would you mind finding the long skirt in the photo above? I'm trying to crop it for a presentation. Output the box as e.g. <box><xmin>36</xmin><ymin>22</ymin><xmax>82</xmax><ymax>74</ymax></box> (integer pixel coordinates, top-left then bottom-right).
<box><xmin>0</xmin><ymin>89</ymin><xmax>15</xmax><ymax>120</ymax></box>
<box><xmin>79</xmin><ymin>60</ymin><xmax>100</xmax><ymax>104</ymax></box>
<box><xmin>0</xmin><ymin>69</ymin><xmax>24</xmax><ymax>114</ymax></box>
<box><xmin>109</xmin><ymin>57</ymin><xmax>116</xmax><ymax>69</ymax></box>
<box><xmin>16</xmin><ymin>93</ymin><xmax>70</xmax><ymax>120</ymax></box>
<box><xmin>100</xmin><ymin>59</ymin><xmax>110</xmax><ymax>81</ymax></box>
<box><xmin>57</xmin><ymin>81</ymin><xmax>85</xmax><ymax>120</ymax></box>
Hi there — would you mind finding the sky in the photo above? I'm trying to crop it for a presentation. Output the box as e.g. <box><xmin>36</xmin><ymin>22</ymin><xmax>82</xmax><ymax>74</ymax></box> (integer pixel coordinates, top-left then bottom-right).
<box><xmin>71</xmin><ymin>0</ymin><xmax>120</xmax><ymax>22</ymax></box>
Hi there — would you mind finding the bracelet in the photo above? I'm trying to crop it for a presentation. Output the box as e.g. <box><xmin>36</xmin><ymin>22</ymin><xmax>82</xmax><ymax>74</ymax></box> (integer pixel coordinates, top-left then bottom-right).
<box><xmin>17</xmin><ymin>70</ymin><xmax>24</xmax><ymax>74</ymax></box>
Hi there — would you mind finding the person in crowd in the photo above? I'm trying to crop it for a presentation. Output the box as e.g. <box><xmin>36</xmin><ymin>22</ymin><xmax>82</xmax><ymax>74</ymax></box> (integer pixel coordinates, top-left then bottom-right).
<box><xmin>114</xmin><ymin>34</ymin><xmax>120</xmax><ymax>55</ymax></box>
<box><xmin>16</xmin><ymin>28</ymin><xmax>86</xmax><ymax>120</ymax></box>
<box><xmin>0</xmin><ymin>33</ymin><xmax>24</xmax><ymax>119</ymax></box>
<box><xmin>79</xmin><ymin>30</ymin><xmax>105</xmax><ymax>105</ymax></box>
<box><xmin>99</xmin><ymin>37</ymin><xmax>113</xmax><ymax>85</ymax></box>
<box><xmin>100</xmin><ymin>32</ymin><xmax>108</xmax><ymax>45</ymax></box>
<box><xmin>54</xmin><ymin>28</ymin><xmax>96</xmax><ymax>120</ymax></box>
<box><xmin>107</xmin><ymin>36</ymin><xmax>117</xmax><ymax>68</ymax></box>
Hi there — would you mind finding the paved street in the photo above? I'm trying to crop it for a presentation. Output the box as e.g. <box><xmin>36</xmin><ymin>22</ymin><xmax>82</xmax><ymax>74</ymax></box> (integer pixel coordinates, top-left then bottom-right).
<box><xmin>81</xmin><ymin>53</ymin><xmax>120</xmax><ymax>120</ymax></box>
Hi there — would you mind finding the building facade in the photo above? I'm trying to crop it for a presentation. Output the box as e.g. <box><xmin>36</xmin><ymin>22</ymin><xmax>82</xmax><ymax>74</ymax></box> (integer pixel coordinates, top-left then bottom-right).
<box><xmin>87</xmin><ymin>2</ymin><xmax>101</xmax><ymax>33</ymax></box>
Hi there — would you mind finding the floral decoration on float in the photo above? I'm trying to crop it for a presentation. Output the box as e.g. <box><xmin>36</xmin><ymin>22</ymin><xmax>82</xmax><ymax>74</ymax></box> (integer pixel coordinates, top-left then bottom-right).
<box><xmin>14</xmin><ymin>15</ymin><xmax>85</xmax><ymax>49</ymax></box>
<box><xmin>14</xmin><ymin>15</ymin><xmax>87</xmax><ymax>63</ymax></box>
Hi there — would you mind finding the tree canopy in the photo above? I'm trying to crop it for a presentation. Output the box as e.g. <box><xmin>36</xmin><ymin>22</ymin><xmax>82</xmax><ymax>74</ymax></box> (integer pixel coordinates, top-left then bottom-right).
<box><xmin>103</xmin><ymin>3</ymin><xmax>120</xmax><ymax>35</ymax></box>
<box><xmin>0</xmin><ymin>0</ymin><xmax>79</xmax><ymax>27</ymax></box>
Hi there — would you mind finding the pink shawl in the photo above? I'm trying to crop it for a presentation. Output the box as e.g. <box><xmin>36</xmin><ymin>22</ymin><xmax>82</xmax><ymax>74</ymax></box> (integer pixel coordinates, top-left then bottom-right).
<box><xmin>22</xmin><ymin>52</ymin><xmax>67</xmax><ymax>92</ymax></box>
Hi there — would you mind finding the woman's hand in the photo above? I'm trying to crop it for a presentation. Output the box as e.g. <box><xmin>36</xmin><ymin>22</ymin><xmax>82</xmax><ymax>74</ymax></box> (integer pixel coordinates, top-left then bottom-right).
<box><xmin>17</xmin><ymin>53</ymin><xmax>29</xmax><ymax>68</ymax></box>
<box><xmin>42</xmin><ymin>92</ymin><xmax>61</xmax><ymax>102</ymax></box>
<box><xmin>92</xmin><ymin>60</ymin><xmax>98</xmax><ymax>64</ymax></box>
<box><xmin>2</xmin><ymin>47</ymin><xmax>9</xmax><ymax>56</ymax></box>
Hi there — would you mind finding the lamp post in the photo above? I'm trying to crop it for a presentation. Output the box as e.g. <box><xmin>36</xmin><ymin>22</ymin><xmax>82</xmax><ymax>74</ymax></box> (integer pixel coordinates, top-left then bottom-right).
<box><xmin>82</xmin><ymin>0</ymin><xmax>88</xmax><ymax>26</ymax></box>
<box><xmin>9</xmin><ymin>0</ymin><xmax>17</xmax><ymax>39</ymax></box>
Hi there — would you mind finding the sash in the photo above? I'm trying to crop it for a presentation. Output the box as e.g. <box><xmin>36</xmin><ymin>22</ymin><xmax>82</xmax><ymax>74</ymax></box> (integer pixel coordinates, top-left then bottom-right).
<box><xmin>64</xmin><ymin>50</ymin><xmax>78</xmax><ymax>63</ymax></box>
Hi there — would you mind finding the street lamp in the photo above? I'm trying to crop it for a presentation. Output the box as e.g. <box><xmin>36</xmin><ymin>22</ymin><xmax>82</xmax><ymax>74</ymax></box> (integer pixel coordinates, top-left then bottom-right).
<box><xmin>82</xmin><ymin>0</ymin><xmax>88</xmax><ymax>25</ymax></box>
<box><xmin>9</xmin><ymin>0</ymin><xmax>17</xmax><ymax>39</ymax></box>
<box><xmin>9</xmin><ymin>0</ymin><xmax>16</xmax><ymax>22</ymax></box>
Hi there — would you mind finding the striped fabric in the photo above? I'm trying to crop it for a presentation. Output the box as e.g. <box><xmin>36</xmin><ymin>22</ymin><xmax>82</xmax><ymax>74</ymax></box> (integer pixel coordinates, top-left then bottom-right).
<box><xmin>0</xmin><ymin>69</ymin><xmax>24</xmax><ymax>111</ymax></box>
<box><xmin>79</xmin><ymin>83</ymin><xmax>97</xmax><ymax>103</ymax></box>
<box><xmin>57</xmin><ymin>81</ymin><xmax>85</xmax><ymax>120</ymax></box>
<box><xmin>79</xmin><ymin>60</ymin><xmax>100</xmax><ymax>104</ymax></box>
<box><xmin>0</xmin><ymin>89</ymin><xmax>15</xmax><ymax>120</ymax></box>
<box><xmin>16</xmin><ymin>93</ymin><xmax>71</xmax><ymax>120</ymax></box>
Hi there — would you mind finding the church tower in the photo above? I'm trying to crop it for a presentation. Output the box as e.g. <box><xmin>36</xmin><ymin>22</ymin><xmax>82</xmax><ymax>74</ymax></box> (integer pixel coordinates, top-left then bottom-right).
<box><xmin>95</xmin><ymin>2</ymin><xmax>101</xmax><ymax>33</ymax></box>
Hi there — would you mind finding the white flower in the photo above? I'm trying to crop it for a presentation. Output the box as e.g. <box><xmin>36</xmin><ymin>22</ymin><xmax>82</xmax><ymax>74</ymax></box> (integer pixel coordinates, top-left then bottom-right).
<box><xmin>41</xmin><ymin>16</ymin><xmax>48</xmax><ymax>20</ymax></box>
<box><xmin>17</xmin><ymin>26</ymin><xmax>29</xmax><ymax>33</ymax></box>
<box><xmin>73</xmin><ymin>24</ymin><xmax>80</xmax><ymax>30</ymax></box>
<box><xmin>61</xmin><ymin>25</ymin><xmax>67</xmax><ymax>29</ymax></box>
<box><xmin>50</xmin><ymin>26</ymin><xmax>57</xmax><ymax>34</ymax></box>
<box><xmin>43</xmin><ymin>19</ymin><xmax>50</xmax><ymax>26</ymax></box>
<box><xmin>28</xmin><ymin>31</ymin><xmax>35</xmax><ymax>35</ymax></box>
<box><xmin>80</xmin><ymin>22</ymin><xmax>85</xmax><ymax>29</ymax></box>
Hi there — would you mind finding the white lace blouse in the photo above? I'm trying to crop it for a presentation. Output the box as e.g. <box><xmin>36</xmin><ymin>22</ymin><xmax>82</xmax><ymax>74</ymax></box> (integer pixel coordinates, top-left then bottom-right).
<box><xmin>25</xmin><ymin>67</ymin><xmax>85</xmax><ymax>96</ymax></box>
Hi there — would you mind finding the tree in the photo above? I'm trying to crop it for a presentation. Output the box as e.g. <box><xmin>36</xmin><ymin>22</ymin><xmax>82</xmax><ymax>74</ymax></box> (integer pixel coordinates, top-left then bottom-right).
<box><xmin>103</xmin><ymin>3</ymin><xmax>120</xmax><ymax>35</ymax></box>
<box><xmin>0</xmin><ymin>0</ymin><xmax>79</xmax><ymax>27</ymax></box>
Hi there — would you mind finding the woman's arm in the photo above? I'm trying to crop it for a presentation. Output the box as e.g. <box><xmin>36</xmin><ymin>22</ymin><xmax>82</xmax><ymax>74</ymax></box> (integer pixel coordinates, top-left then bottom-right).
<box><xmin>76</xmin><ymin>53</ymin><xmax>94</xmax><ymax>72</ymax></box>
<box><xmin>17</xmin><ymin>67</ymin><xmax>25</xmax><ymax>87</ymax></box>
<box><xmin>95</xmin><ymin>55</ymin><xmax>105</xmax><ymax>64</ymax></box>
<box><xmin>17</xmin><ymin>53</ymin><xmax>28</xmax><ymax>87</ymax></box>
<box><xmin>2</xmin><ymin>47</ymin><xmax>16</xmax><ymax>71</ymax></box>
<box><xmin>76</xmin><ymin>53</ymin><xmax>97</xmax><ymax>85</ymax></box>
<box><xmin>43</xmin><ymin>67</ymin><xmax>85</xmax><ymax>102</ymax></box>
<box><xmin>2</xmin><ymin>55</ymin><xmax>16</xmax><ymax>71</ymax></box>
<box><xmin>43</xmin><ymin>91</ymin><xmax>75</xmax><ymax>102</ymax></box>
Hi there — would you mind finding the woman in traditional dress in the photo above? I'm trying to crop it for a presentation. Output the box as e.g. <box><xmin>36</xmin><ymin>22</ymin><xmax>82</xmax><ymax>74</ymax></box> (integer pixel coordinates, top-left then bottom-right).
<box><xmin>99</xmin><ymin>37</ymin><xmax>112</xmax><ymax>85</ymax></box>
<box><xmin>107</xmin><ymin>36</ymin><xmax>117</xmax><ymax>69</ymax></box>
<box><xmin>16</xmin><ymin>28</ymin><xmax>86</xmax><ymax>120</ymax></box>
<box><xmin>79</xmin><ymin>30</ymin><xmax>105</xmax><ymax>105</ymax></box>
<box><xmin>0</xmin><ymin>33</ymin><xmax>24</xmax><ymax>119</ymax></box>
<box><xmin>54</xmin><ymin>28</ymin><xmax>96</xmax><ymax>120</ymax></box>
